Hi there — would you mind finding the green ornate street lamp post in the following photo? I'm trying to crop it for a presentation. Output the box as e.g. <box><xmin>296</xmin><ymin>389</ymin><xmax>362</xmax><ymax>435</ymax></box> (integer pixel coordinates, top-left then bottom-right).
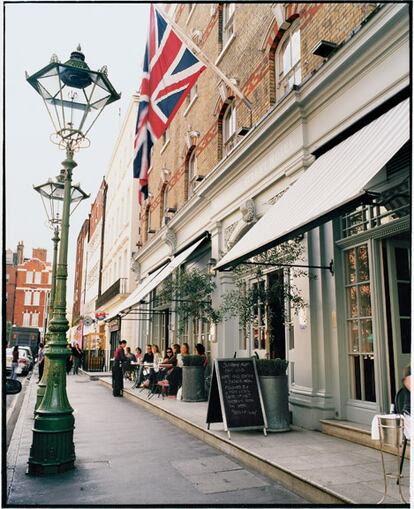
<box><xmin>33</xmin><ymin>174</ymin><xmax>89</xmax><ymax>411</ymax></box>
<box><xmin>26</xmin><ymin>46</ymin><xmax>120</xmax><ymax>474</ymax></box>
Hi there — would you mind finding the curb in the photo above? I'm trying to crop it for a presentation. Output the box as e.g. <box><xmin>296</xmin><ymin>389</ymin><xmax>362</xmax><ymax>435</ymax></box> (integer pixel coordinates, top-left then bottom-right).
<box><xmin>7</xmin><ymin>373</ymin><xmax>37</xmax><ymax>500</ymax></box>
<box><xmin>99</xmin><ymin>377</ymin><xmax>351</xmax><ymax>505</ymax></box>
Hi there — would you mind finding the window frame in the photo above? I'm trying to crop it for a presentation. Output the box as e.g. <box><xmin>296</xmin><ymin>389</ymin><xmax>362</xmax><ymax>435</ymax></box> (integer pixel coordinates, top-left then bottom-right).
<box><xmin>187</xmin><ymin>149</ymin><xmax>197</xmax><ymax>198</ymax></box>
<box><xmin>23</xmin><ymin>312</ymin><xmax>30</xmax><ymax>326</ymax></box>
<box><xmin>32</xmin><ymin>291</ymin><xmax>40</xmax><ymax>306</ymax></box>
<box><xmin>222</xmin><ymin>3</ymin><xmax>235</xmax><ymax>47</ymax></box>
<box><xmin>160</xmin><ymin>127</ymin><xmax>170</xmax><ymax>154</ymax></box>
<box><xmin>222</xmin><ymin>101</ymin><xmax>237</xmax><ymax>155</ymax></box>
<box><xmin>276</xmin><ymin>20</ymin><xmax>301</xmax><ymax>99</ymax></box>
<box><xmin>343</xmin><ymin>242</ymin><xmax>376</xmax><ymax>403</ymax></box>
<box><xmin>184</xmin><ymin>83</ymin><xmax>198</xmax><ymax>116</ymax></box>
<box><xmin>32</xmin><ymin>312</ymin><xmax>39</xmax><ymax>327</ymax></box>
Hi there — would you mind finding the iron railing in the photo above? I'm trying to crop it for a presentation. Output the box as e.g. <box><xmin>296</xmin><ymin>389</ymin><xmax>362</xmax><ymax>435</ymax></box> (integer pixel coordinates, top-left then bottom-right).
<box><xmin>96</xmin><ymin>278</ymin><xmax>127</xmax><ymax>308</ymax></box>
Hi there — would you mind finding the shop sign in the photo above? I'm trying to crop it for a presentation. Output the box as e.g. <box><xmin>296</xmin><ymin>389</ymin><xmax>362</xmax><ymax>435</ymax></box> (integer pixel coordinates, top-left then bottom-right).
<box><xmin>206</xmin><ymin>358</ymin><xmax>268</xmax><ymax>439</ymax></box>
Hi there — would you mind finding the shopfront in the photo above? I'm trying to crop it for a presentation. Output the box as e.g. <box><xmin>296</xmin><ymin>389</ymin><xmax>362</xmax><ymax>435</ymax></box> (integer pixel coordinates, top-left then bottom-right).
<box><xmin>107</xmin><ymin>236</ymin><xmax>211</xmax><ymax>355</ymax></box>
<box><xmin>216</xmin><ymin>100</ymin><xmax>410</xmax><ymax>427</ymax></box>
<box><xmin>336</xmin><ymin>141</ymin><xmax>410</xmax><ymax>423</ymax></box>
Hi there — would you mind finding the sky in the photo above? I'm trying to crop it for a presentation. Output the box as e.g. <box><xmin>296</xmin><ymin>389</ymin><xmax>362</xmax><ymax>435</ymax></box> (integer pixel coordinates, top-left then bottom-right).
<box><xmin>5</xmin><ymin>2</ymin><xmax>150</xmax><ymax>310</ymax></box>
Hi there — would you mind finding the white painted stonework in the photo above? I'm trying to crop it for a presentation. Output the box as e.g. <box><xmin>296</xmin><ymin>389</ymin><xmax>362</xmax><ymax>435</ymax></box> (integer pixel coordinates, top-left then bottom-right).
<box><xmin>99</xmin><ymin>95</ymin><xmax>140</xmax><ymax>348</ymax></box>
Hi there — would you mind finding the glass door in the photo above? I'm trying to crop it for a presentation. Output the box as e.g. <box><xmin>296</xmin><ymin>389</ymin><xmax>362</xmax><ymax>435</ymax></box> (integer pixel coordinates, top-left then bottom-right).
<box><xmin>385</xmin><ymin>239</ymin><xmax>411</xmax><ymax>400</ymax></box>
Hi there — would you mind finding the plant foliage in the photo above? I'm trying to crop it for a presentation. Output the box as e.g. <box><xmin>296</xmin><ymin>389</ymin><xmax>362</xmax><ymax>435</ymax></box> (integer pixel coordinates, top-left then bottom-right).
<box><xmin>220</xmin><ymin>238</ymin><xmax>310</xmax><ymax>327</ymax></box>
<box><xmin>156</xmin><ymin>269</ymin><xmax>220</xmax><ymax>334</ymax></box>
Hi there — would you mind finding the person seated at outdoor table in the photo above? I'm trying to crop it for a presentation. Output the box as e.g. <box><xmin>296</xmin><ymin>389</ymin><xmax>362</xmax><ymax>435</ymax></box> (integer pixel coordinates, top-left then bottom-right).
<box><xmin>135</xmin><ymin>347</ymin><xmax>142</xmax><ymax>363</ymax></box>
<box><xmin>401</xmin><ymin>364</ymin><xmax>411</xmax><ymax>433</ymax></box>
<box><xmin>159</xmin><ymin>347</ymin><xmax>177</xmax><ymax>371</ymax></box>
<box><xmin>142</xmin><ymin>344</ymin><xmax>154</xmax><ymax>364</ymax></box>
<box><xmin>166</xmin><ymin>343</ymin><xmax>187</xmax><ymax>396</ymax></box>
<box><xmin>195</xmin><ymin>343</ymin><xmax>208</xmax><ymax>368</ymax></box>
<box><xmin>147</xmin><ymin>345</ymin><xmax>163</xmax><ymax>391</ymax></box>
<box><xmin>136</xmin><ymin>345</ymin><xmax>154</xmax><ymax>387</ymax></box>
<box><xmin>123</xmin><ymin>347</ymin><xmax>135</xmax><ymax>380</ymax></box>
<box><xmin>156</xmin><ymin>347</ymin><xmax>176</xmax><ymax>384</ymax></box>
<box><xmin>152</xmin><ymin>344</ymin><xmax>162</xmax><ymax>367</ymax></box>
<box><xmin>177</xmin><ymin>342</ymin><xmax>190</xmax><ymax>367</ymax></box>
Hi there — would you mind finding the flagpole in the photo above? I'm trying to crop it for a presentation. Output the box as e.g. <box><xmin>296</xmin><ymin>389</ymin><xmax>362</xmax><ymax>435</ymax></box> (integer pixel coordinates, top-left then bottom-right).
<box><xmin>157</xmin><ymin>6</ymin><xmax>253</xmax><ymax>111</ymax></box>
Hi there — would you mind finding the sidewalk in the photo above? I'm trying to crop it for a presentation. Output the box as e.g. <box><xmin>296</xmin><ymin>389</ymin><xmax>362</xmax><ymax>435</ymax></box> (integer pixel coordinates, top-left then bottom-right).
<box><xmin>98</xmin><ymin>375</ymin><xmax>410</xmax><ymax>505</ymax></box>
<box><xmin>6</xmin><ymin>372</ymin><xmax>409</xmax><ymax>506</ymax></box>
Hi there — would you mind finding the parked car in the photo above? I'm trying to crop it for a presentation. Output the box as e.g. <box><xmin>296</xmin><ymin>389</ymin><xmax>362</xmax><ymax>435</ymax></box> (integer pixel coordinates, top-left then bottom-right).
<box><xmin>6</xmin><ymin>378</ymin><xmax>22</xmax><ymax>395</ymax></box>
<box><xmin>5</xmin><ymin>347</ymin><xmax>31</xmax><ymax>376</ymax></box>
<box><xmin>17</xmin><ymin>346</ymin><xmax>35</xmax><ymax>371</ymax></box>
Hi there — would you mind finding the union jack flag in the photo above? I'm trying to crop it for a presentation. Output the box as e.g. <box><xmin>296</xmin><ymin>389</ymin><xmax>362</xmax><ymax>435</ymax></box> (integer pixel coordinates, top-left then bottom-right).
<box><xmin>133</xmin><ymin>5</ymin><xmax>206</xmax><ymax>203</ymax></box>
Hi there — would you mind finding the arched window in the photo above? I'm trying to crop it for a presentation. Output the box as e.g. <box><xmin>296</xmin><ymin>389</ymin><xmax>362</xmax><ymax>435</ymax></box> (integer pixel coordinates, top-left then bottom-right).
<box><xmin>23</xmin><ymin>312</ymin><xmax>30</xmax><ymax>326</ymax></box>
<box><xmin>276</xmin><ymin>21</ymin><xmax>301</xmax><ymax>99</ymax></box>
<box><xmin>222</xmin><ymin>101</ymin><xmax>237</xmax><ymax>155</ymax></box>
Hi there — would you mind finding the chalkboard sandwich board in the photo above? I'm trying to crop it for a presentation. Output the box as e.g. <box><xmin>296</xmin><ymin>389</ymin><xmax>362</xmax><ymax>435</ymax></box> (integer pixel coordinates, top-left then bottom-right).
<box><xmin>206</xmin><ymin>358</ymin><xmax>268</xmax><ymax>439</ymax></box>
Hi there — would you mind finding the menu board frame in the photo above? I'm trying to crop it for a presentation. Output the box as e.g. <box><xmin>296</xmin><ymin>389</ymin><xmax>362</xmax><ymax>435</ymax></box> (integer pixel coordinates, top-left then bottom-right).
<box><xmin>206</xmin><ymin>358</ymin><xmax>268</xmax><ymax>439</ymax></box>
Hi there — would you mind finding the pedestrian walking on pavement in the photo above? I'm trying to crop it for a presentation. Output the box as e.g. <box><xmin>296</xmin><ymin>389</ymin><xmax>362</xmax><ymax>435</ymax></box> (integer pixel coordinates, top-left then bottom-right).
<box><xmin>66</xmin><ymin>353</ymin><xmax>73</xmax><ymax>374</ymax></box>
<box><xmin>112</xmin><ymin>340</ymin><xmax>127</xmax><ymax>397</ymax></box>
<box><xmin>71</xmin><ymin>342</ymin><xmax>83</xmax><ymax>375</ymax></box>
<box><xmin>37</xmin><ymin>343</ymin><xmax>45</xmax><ymax>383</ymax></box>
<box><xmin>11</xmin><ymin>345</ymin><xmax>19</xmax><ymax>380</ymax></box>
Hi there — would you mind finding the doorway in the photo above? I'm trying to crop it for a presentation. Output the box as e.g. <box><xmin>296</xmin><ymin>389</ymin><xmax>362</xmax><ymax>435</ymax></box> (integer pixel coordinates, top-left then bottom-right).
<box><xmin>267</xmin><ymin>270</ymin><xmax>286</xmax><ymax>360</ymax></box>
<box><xmin>383</xmin><ymin>237</ymin><xmax>411</xmax><ymax>403</ymax></box>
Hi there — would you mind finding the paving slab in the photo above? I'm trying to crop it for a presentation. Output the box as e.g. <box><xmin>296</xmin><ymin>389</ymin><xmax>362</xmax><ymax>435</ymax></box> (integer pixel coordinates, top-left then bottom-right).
<box><xmin>186</xmin><ymin>468</ymin><xmax>269</xmax><ymax>494</ymax></box>
<box><xmin>172</xmin><ymin>455</ymin><xmax>243</xmax><ymax>475</ymax></box>
<box><xmin>6</xmin><ymin>374</ymin><xmax>307</xmax><ymax>506</ymax></box>
<box><xmin>103</xmin><ymin>378</ymin><xmax>410</xmax><ymax>505</ymax></box>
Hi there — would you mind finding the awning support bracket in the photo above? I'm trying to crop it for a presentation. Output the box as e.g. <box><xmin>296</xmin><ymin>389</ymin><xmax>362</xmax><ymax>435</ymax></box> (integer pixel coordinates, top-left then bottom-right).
<box><xmin>240</xmin><ymin>259</ymin><xmax>334</xmax><ymax>276</ymax></box>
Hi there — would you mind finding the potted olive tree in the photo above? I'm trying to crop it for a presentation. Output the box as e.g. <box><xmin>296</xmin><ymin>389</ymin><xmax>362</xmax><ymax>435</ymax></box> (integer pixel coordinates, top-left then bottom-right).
<box><xmin>182</xmin><ymin>354</ymin><xmax>207</xmax><ymax>402</ymax></box>
<box><xmin>256</xmin><ymin>358</ymin><xmax>290</xmax><ymax>432</ymax></box>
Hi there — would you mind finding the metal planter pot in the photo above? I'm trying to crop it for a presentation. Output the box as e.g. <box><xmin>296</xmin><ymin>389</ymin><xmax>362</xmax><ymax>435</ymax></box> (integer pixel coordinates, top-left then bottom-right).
<box><xmin>182</xmin><ymin>366</ymin><xmax>207</xmax><ymax>402</ymax></box>
<box><xmin>259</xmin><ymin>375</ymin><xmax>290</xmax><ymax>432</ymax></box>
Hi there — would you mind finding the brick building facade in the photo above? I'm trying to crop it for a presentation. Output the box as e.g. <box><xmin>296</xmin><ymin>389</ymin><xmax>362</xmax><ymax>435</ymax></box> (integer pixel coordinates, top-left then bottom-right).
<box><xmin>74</xmin><ymin>3</ymin><xmax>409</xmax><ymax>430</ymax></box>
<box><xmin>12</xmin><ymin>246</ymin><xmax>52</xmax><ymax>335</ymax></box>
<box><xmin>141</xmin><ymin>3</ymin><xmax>377</xmax><ymax>241</ymax></box>
<box><xmin>72</xmin><ymin>218</ymin><xmax>90</xmax><ymax>326</ymax></box>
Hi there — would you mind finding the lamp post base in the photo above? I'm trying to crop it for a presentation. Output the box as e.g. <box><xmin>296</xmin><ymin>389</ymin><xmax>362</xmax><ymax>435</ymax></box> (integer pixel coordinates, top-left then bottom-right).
<box><xmin>27</xmin><ymin>458</ymin><xmax>75</xmax><ymax>475</ymax></box>
<box><xmin>27</xmin><ymin>418</ymin><xmax>75</xmax><ymax>476</ymax></box>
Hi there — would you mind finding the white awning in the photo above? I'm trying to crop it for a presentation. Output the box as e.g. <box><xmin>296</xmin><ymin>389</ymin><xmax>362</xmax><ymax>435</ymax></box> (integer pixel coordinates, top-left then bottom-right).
<box><xmin>105</xmin><ymin>264</ymin><xmax>167</xmax><ymax>322</ymax></box>
<box><xmin>106</xmin><ymin>237</ymin><xmax>206</xmax><ymax>320</ymax></box>
<box><xmin>216</xmin><ymin>99</ymin><xmax>409</xmax><ymax>271</ymax></box>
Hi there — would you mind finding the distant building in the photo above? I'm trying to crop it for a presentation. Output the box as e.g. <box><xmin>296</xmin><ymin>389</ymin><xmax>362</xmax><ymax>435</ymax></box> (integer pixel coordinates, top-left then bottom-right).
<box><xmin>9</xmin><ymin>243</ymin><xmax>52</xmax><ymax>338</ymax></box>
<box><xmin>71</xmin><ymin>218</ymin><xmax>90</xmax><ymax>344</ymax></box>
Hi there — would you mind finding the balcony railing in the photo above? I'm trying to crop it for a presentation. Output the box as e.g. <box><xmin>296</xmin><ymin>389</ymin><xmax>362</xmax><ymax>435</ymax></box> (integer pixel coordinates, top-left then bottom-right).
<box><xmin>96</xmin><ymin>278</ymin><xmax>127</xmax><ymax>309</ymax></box>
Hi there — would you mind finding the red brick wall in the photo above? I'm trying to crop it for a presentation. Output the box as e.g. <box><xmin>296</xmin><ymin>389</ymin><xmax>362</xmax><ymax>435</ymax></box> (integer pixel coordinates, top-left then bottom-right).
<box><xmin>32</xmin><ymin>248</ymin><xmax>47</xmax><ymax>262</ymax></box>
<box><xmin>6</xmin><ymin>265</ymin><xmax>17</xmax><ymax>324</ymax></box>
<box><xmin>139</xmin><ymin>2</ymin><xmax>377</xmax><ymax>245</ymax></box>
<box><xmin>72</xmin><ymin>218</ymin><xmax>90</xmax><ymax>322</ymax></box>
<box><xmin>14</xmin><ymin>257</ymin><xmax>52</xmax><ymax>329</ymax></box>
<box><xmin>89</xmin><ymin>179</ymin><xmax>106</xmax><ymax>239</ymax></box>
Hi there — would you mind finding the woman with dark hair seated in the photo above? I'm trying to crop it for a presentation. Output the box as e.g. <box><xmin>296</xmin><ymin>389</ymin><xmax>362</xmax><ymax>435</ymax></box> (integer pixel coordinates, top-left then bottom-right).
<box><xmin>165</xmin><ymin>343</ymin><xmax>183</xmax><ymax>396</ymax></box>
<box><xmin>195</xmin><ymin>343</ymin><xmax>208</xmax><ymax>367</ymax></box>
